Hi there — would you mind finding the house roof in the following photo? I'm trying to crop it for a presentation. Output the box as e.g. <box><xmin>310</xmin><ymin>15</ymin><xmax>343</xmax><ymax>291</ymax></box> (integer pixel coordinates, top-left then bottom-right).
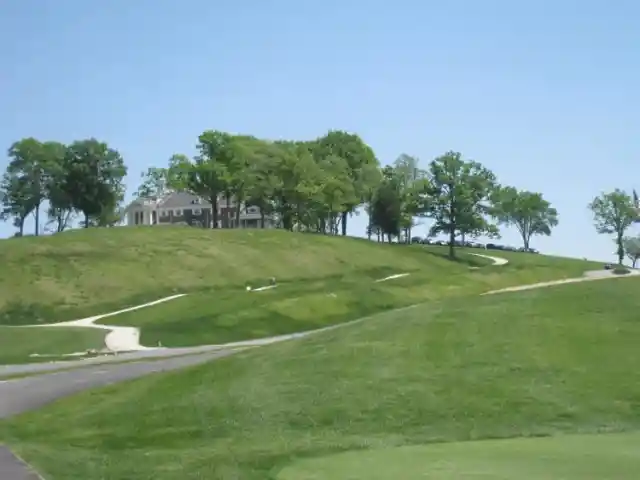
<box><xmin>159</xmin><ymin>191</ymin><xmax>212</xmax><ymax>209</ymax></box>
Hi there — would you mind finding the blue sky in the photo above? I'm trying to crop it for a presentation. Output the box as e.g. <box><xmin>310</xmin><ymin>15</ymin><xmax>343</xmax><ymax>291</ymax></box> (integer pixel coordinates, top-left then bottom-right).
<box><xmin>1</xmin><ymin>0</ymin><xmax>638</xmax><ymax>261</ymax></box>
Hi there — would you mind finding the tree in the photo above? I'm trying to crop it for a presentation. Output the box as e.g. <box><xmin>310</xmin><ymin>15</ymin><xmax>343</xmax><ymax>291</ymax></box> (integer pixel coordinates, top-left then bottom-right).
<box><xmin>41</xmin><ymin>141</ymin><xmax>74</xmax><ymax>233</ymax></box>
<box><xmin>491</xmin><ymin>186</ymin><xmax>559</xmax><ymax>250</ymax></box>
<box><xmin>62</xmin><ymin>139</ymin><xmax>127</xmax><ymax>228</ymax></box>
<box><xmin>136</xmin><ymin>167</ymin><xmax>169</xmax><ymax>198</ymax></box>
<box><xmin>370</xmin><ymin>168</ymin><xmax>402</xmax><ymax>242</ymax></box>
<box><xmin>166</xmin><ymin>131</ymin><xmax>237</xmax><ymax>229</ymax></box>
<box><xmin>0</xmin><ymin>173</ymin><xmax>37</xmax><ymax>236</ymax></box>
<box><xmin>622</xmin><ymin>236</ymin><xmax>640</xmax><ymax>268</ymax></box>
<box><xmin>243</xmin><ymin>142</ymin><xmax>280</xmax><ymax>229</ymax></box>
<box><xmin>392</xmin><ymin>154</ymin><xmax>428</xmax><ymax>241</ymax></box>
<box><xmin>3</xmin><ymin>138</ymin><xmax>54</xmax><ymax>235</ymax></box>
<box><xmin>589</xmin><ymin>189</ymin><xmax>637</xmax><ymax>265</ymax></box>
<box><xmin>423</xmin><ymin>151</ymin><xmax>498</xmax><ymax>258</ymax></box>
<box><xmin>314</xmin><ymin>131</ymin><xmax>379</xmax><ymax>236</ymax></box>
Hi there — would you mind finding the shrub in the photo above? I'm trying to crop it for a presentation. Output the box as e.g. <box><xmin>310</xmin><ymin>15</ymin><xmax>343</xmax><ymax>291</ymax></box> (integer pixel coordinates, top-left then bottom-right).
<box><xmin>613</xmin><ymin>266</ymin><xmax>631</xmax><ymax>275</ymax></box>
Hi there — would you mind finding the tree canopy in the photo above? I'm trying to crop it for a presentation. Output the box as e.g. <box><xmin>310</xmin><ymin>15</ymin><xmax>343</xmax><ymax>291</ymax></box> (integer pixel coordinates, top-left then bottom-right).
<box><xmin>589</xmin><ymin>189</ymin><xmax>638</xmax><ymax>265</ymax></box>
<box><xmin>491</xmin><ymin>187</ymin><xmax>559</xmax><ymax>250</ymax></box>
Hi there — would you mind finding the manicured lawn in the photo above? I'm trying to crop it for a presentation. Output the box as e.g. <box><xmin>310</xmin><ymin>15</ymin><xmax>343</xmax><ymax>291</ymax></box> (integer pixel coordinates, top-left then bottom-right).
<box><xmin>0</xmin><ymin>327</ymin><xmax>105</xmax><ymax>364</ymax></box>
<box><xmin>1</xmin><ymin>276</ymin><xmax>638</xmax><ymax>479</ymax></box>
<box><xmin>277</xmin><ymin>431</ymin><xmax>640</xmax><ymax>479</ymax></box>
<box><xmin>102</xmin><ymin>250</ymin><xmax>602</xmax><ymax>348</ymax></box>
<box><xmin>0</xmin><ymin>227</ymin><xmax>601</xmax><ymax>326</ymax></box>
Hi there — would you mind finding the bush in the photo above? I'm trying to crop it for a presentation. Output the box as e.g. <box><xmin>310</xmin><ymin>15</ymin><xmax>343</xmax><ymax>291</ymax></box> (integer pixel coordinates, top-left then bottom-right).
<box><xmin>613</xmin><ymin>266</ymin><xmax>631</xmax><ymax>275</ymax></box>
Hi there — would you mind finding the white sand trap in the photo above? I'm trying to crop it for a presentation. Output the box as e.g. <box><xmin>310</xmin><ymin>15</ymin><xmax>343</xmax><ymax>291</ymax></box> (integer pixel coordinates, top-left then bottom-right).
<box><xmin>375</xmin><ymin>273</ymin><xmax>410</xmax><ymax>283</ymax></box>
<box><xmin>468</xmin><ymin>253</ymin><xmax>509</xmax><ymax>266</ymax></box>
<box><xmin>20</xmin><ymin>294</ymin><xmax>187</xmax><ymax>353</ymax></box>
<box><xmin>251</xmin><ymin>285</ymin><xmax>278</xmax><ymax>292</ymax></box>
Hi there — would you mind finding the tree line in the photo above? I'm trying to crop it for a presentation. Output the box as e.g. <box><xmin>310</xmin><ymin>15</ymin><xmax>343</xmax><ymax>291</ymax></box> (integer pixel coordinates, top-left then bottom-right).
<box><xmin>1</xmin><ymin>129</ymin><xmax>561</xmax><ymax>258</ymax></box>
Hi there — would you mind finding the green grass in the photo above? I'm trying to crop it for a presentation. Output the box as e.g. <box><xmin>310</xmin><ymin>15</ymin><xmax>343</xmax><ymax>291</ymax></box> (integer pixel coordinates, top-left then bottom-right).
<box><xmin>0</xmin><ymin>327</ymin><xmax>106</xmax><ymax>364</ymax></box>
<box><xmin>277</xmin><ymin>431</ymin><xmax>640</xmax><ymax>479</ymax></box>
<box><xmin>0</xmin><ymin>227</ymin><xmax>601</xmax><ymax>326</ymax></box>
<box><xmin>1</xmin><ymin>275</ymin><xmax>638</xmax><ymax>479</ymax></box>
<box><xmin>98</xmin><ymin>242</ymin><xmax>602</xmax><ymax>348</ymax></box>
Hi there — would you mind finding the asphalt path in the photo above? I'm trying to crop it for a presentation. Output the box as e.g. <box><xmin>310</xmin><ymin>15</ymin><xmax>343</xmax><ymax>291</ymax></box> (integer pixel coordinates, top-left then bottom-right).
<box><xmin>0</xmin><ymin>349</ymin><xmax>236</xmax><ymax>479</ymax></box>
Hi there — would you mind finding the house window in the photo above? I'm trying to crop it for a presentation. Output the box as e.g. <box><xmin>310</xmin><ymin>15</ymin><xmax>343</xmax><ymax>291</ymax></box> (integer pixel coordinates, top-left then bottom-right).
<box><xmin>174</xmin><ymin>209</ymin><xmax>182</xmax><ymax>216</ymax></box>
<box><xmin>193</xmin><ymin>208</ymin><xmax>201</xmax><ymax>215</ymax></box>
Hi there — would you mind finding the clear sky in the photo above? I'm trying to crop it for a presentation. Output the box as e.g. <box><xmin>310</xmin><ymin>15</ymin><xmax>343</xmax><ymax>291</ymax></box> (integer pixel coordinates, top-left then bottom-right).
<box><xmin>1</xmin><ymin>0</ymin><xmax>638</xmax><ymax>261</ymax></box>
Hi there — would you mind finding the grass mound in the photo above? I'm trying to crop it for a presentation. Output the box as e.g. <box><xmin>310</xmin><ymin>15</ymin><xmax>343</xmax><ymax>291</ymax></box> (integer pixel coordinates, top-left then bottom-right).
<box><xmin>0</xmin><ymin>227</ymin><xmax>486</xmax><ymax>326</ymax></box>
<box><xmin>0</xmin><ymin>327</ymin><xmax>105</xmax><ymax>365</ymax></box>
<box><xmin>0</xmin><ymin>226</ymin><xmax>599</xmax><ymax>328</ymax></box>
<box><xmin>1</xmin><ymin>275</ymin><xmax>638</xmax><ymax>479</ymax></box>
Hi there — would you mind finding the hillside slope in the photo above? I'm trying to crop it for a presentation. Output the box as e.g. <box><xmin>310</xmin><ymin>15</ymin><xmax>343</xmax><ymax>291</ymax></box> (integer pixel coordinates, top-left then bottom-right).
<box><xmin>0</xmin><ymin>227</ymin><xmax>600</xmax><ymax>326</ymax></box>
<box><xmin>2</xmin><ymin>276</ymin><xmax>637</xmax><ymax>479</ymax></box>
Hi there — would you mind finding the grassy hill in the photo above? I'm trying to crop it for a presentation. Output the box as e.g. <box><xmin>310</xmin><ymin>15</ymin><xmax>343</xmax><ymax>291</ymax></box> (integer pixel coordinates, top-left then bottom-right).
<box><xmin>1</xmin><ymin>275</ymin><xmax>638</xmax><ymax>479</ymax></box>
<box><xmin>0</xmin><ymin>327</ymin><xmax>105</xmax><ymax>365</ymax></box>
<box><xmin>0</xmin><ymin>226</ymin><xmax>599</xmax><ymax>328</ymax></box>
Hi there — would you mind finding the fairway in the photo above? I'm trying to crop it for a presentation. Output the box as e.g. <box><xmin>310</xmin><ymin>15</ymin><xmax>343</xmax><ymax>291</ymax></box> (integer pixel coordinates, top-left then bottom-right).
<box><xmin>277</xmin><ymin>432</ymin><xmax>640</xmax><ymax>479</ymax></box>
<box><xmin>0</xmin><ymin>327</ymin><xmax>105</xmax><ymax>364</ymax></box>
<box><xmin>2</xmin><ymin>276</ymin><xmax>639</xmax><ymax>479</ymax></box>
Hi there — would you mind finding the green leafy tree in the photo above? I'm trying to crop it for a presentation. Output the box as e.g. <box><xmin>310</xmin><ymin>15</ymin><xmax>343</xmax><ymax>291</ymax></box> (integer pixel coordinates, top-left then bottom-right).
<box><xmin>589</xmin><ymin>189</ymin><xmax>637</xmax><ymax>265</ymax></box>
<box><xmin>62</xmin><ymin>139</ymin><xmax>127</xmax><ymax>228</ymax></box>
<box><xmin>3</xmin><ymin>138</ymin><xmax>53</xmax><ymax>235</ymax></box>
<box><xmin>166</xmin><ymin>131</ymin><xmax>236</xmax><ymax>229</ymax></box>
<box><xmin>136</xmin><ymin>167</ymin><xmax>169</xmax><ymax>198</ymax></box>
<box><xmin>314</xmin><ymin>131</ymin><xmax>379</xmax><ymax>236</ymax></box>
<box><xmin>0</xmin><ymin>173</ymin><xmax>37</xmax><ymax>236</ymax></box>
<box><xmin>243</xmin><ymin>141</ymin><xmax>280</xmax><ymax>229</ymax></box>
<box><xmin>491</xmin><ymin>186</ymin><xmax>559</xmax><ymax>250</ymax></box>
<box><xmin>272</xmin><ymin>141</ymin><xmax>324</xmax><ymax>231</ymax></box>
<box><xmin>370</xmin><ymin>166</ymin><xmax>402</xmax><ymax>242</ymax></box>
<box><xmin>392</xmin><ymin>154</ymin><xmax>428</xmax><ymax>241</ymax></box>
<box><xmin>423</xmin><ymin>151</ymin><xmax>498</xmax><ymax>258</ymax></box>
<box><xmin>37</xmin><ymin>141</ymin><xmax>75</xmax><ymax>233</ymax></box>
<box><xmin>622</xmin><ymin>236</ymin><xmax>640</xmax><ymax>268</ymax></box>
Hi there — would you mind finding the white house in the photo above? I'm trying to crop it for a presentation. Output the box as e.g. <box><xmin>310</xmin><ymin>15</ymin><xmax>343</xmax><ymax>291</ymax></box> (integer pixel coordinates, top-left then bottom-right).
<box><xmin>123</xmin><ymin>191</ymin><xmax>276</xmax><ymax>229</ymax></box>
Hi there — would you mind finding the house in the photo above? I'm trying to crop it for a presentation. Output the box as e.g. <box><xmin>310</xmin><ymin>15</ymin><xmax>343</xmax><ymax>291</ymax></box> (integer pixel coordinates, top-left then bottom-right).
<box><xmin>123</xmin><ymin>191</ymin><xmax>275</xmax><ymax>228</ymax></box>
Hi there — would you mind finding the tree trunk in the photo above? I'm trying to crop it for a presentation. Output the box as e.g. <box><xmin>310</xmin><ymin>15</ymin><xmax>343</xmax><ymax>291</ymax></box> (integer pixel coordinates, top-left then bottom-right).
<box><xmin>617</xmin><ymin>236</ymin><xmax>624</xmax><ymax>265</ymax></box>
<box><xmin>633</xmin><ymin>257</ymin><xmax>638</xmax><ymax>268</ymax></box>
<box><xmin>448</xmin><ymin>228</ymin><xmax>456</xmax><ymax>258</ymax></box>
<box><xmin>84</xmin><ymin>214</ymin><xmax>90</xmax><ymax>228</ymax></box>
<box><xmin>341</xmin><ymin>211</ymin><xmax>348</xmax><ymax>236</ymax></box>
<box><xmin>19</xmin><ymin>216</ymin><xmax>25</xmax><ymax>236</ymax></box>
<box><xmin>235</xmin><ymin>201</ymin><xmax>242</xmax><ymax>228</ymax></box>
<box><xmin>34</xmin><ymin>206</ymin><xmax>39</xmax><ymax>236</ymax></box>
<box><xmin>260</xmin><ymin>211</ymin><xmax>265</xmax><ymax>228</ymax></box>
<box><xmin>211</xmin><ymin>196</ymin><xmax>219</xmax><ymax>229</ymax></box>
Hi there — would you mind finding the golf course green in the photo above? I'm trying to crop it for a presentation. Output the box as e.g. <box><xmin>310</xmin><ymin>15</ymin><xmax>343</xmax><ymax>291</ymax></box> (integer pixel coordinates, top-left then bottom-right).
<box><xmin>278</xmin><ymin>432</ymin><xmax>640</xmax><ymax>479</ymax></box>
